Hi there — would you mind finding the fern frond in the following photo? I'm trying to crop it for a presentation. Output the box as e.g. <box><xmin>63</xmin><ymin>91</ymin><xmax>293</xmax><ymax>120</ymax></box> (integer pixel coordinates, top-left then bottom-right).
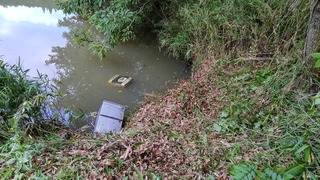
<box><xmin>230</xmin><ymin>163</ymin><xmax>257</xmax><ymax>180</ymax></box>
<box><xmin>261</xmin><ymin>168</ymin><xmax>285</xmax><ymax>180</ymax></box>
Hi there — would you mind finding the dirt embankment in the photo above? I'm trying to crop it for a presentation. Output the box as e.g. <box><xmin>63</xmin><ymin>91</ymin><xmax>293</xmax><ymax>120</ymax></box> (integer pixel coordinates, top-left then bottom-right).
<box><xmin>125</xmin><ymin>56</ymin><xmax>230</xmax><ymax>178</ymax></box>
<box><xmin>32</xmin><ymin>55</ymin><xmax>237</xmax><ymax>179</ymax></box>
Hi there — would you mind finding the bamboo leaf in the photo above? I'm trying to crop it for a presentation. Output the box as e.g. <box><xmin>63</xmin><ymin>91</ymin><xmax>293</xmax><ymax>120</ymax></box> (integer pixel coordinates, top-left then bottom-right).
<box><xmin>315</xmin><ymin>60</ymin><xmax>320</xmax><ymax>68</ymax></box>
<box><xmin>311</xmin><ymin>53</ymin><xmax>320</xmax><ymax>59</ymax></box>
<box><xmin>285</xmin><ymin>164</ymin><xmax>305</xmax><ymax>176</ymax></box>
<box><xmin>294</xmin><ymin>144</ymin><xmax>309</xmax><ymax>158</ymax></box>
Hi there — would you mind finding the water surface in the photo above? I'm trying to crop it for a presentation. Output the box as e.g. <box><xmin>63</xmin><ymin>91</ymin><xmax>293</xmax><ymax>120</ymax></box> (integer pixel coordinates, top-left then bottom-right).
<box><xmin>0</xmin><ymin>0</ymin><xmax>188</xmax><ymax>128</ymax></box>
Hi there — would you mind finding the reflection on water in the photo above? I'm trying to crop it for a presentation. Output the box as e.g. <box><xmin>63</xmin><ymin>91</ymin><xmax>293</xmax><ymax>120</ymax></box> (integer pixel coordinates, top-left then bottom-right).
<box><xmin>47</xmin><ymin>15</ymin><xmax>188</xmax><ymax>113</ymax></box>
<box><xmin>0</xmin><ymin>6</ymin><xmax>61</xmax><ymax>26</ymax></box>
<box><xmin>0</xmin><ymin>4</ymin><xmax>67</xmax><ymax>78</ymax></box>
<box><xmin>0</xmin><ymin>1</ymin><xmax>189</xmax><ymax>129</ymax></box>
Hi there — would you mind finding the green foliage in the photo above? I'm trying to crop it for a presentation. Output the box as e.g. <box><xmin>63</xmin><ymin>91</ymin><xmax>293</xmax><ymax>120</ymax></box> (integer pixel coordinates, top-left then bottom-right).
<box><xmin>159</xmin><ymin>0</ymin><xmax>309</xmax><ymax>59</ymax></box>
<box><xmin>57</xmin><ymin>0</ymin><xmax>309</xmax><ymax>60</ymax></box>
<box><xmin>212</xmin><ymin>55</ymin><xmax>319</xmax><ymax>178</ymax></box>
<box><xmin>230</xmin><ymin>163</ymin><xmax>258</xmax><ymax>180</ymax></box>
<box><xmin>213</xmin><ymin>110</ymin><xmax>239</xmax><ymax>133</ymax></box>
<box><xmin>311</xmin><ymin>53</ymin><xmax>320</xmax><ymax>68</ymax></box>
<box><xmin>260</xmin><ymin>167</ymin><xmax>287</xmax><ymax>180</ymax></box>
<box><xmin>0</xmin><ymin>134</ymin><xmax>45</xmax><ymax>179</ymax></box>
<box><xmin>71</xmin><ymin>29</ymin><xmax>94</xmax><ymax>47</ymax></box>
<box><xmin>0</xmin><ymin>60</ymin><xmax>40</xmax><ymax>118</ymax></box>
<box><xmin>230</xmin><ymin>163</ymin><xmax>310</xmax><ymax>180</ymax></box>
<box><xmin>89</xmin><ymin>41</ymin><xmax>110</xmax><ymax>59</ymax></box>
<box><xmin>56</xmin><ymin>0</ymin><xmax>159</xmax><ymax>59</ymax></box>
<box><xmin>8</xmin><ymin>0</ymin><xmax>316</xmax><ymax>178</ymax></box>
<box><xmin>55</xmin><ymin>0</ymin><xmax>105</xmax><ymax>17</ymax></box>
<box><xmin>0</xmin><ymin>59</ymin><xmax>53</xmax><ymax>140</ymax></box>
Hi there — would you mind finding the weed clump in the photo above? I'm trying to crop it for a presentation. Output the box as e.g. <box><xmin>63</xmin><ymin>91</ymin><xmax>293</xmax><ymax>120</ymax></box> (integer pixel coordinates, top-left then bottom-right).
<box><xmin>0</xmin><ymin>60</ymin><xmax>54</xmax><ymax>140</ymax></box>
<box><xmin>159</xmin><ymin>0</ymin><xmax>309</xmax><ymax>60</ymax></box>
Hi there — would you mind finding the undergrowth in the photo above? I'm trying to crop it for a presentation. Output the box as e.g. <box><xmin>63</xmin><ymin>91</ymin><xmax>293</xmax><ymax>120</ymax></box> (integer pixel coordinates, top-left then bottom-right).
<box><xmin>56</xmin><ymin>0</ymin><xmax>309</xmax><ymax>60</ymax></box>
<box><xmin>1</xmin><ymin>0</ymin><xmax>319</xmax><ymax>179</ymax></box>
<box><xmin>0</xmin><ymin>60</ymin><xmax>54</xmax><ymax>141</ymax></box>
<box><xmin>0</xmin><ymin>59</ymin><xmax>65</xmax><ymax>178</ymax></box>
<box><xmin>1</xmin><ymin>56</ymin><xmax>319</xmax><ymax>179</ymax></box>
<box><xmin>212</xmin><ymin>57</ymin><xmax>320</xmax><ymax>179</ymax></box>
<box><xmin>158</xmin><ymin>0</ymin><xmax>309</xmax><ymax>59</ymax></box>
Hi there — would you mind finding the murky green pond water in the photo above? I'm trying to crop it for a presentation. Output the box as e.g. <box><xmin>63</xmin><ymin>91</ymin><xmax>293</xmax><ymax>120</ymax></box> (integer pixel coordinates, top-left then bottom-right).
<box><xmin>0</xmin><ymin>0</ymin><xmax>188</xmax><ymax>128</ymax></box>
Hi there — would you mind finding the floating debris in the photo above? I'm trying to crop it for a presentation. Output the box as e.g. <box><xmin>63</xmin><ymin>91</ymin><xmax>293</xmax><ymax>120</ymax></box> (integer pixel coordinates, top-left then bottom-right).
<box><xmin>108</xmin><ymin>75</ymin><xmax>132</xmax><ymax>87</ymax></box>
<box><xmin>90</xmin><ymin>111</ymin><xmax>98</xmax><ymax>117</ymax></box>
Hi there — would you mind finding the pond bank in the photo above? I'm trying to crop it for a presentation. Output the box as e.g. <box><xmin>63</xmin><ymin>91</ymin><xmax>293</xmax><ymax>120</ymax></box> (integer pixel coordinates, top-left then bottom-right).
<box><xmin>1</xmin><ymin>0</ymin><xmax>319</xmax><ymax>178</ymax></box>
<box><xmin>0</xmin><ymin>0</ymin><xmax>189</xmax><ymax>129</ymax></box>
<box><xmin>24</xmin><ymin>48</ymin><xmax>320</xmax><ymax>179</ymax></box>
<box><xmin>28</xmin><ymin>55</ymin><xmax>234</xmax><ymax>178</ymax></box>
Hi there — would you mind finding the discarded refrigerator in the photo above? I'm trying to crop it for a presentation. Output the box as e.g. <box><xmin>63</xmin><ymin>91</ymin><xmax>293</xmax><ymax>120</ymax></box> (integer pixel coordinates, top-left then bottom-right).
<box><xmin>94</xmin><ymin>100</ymin><xmax>125</xmax><ymax>133</ymax></box>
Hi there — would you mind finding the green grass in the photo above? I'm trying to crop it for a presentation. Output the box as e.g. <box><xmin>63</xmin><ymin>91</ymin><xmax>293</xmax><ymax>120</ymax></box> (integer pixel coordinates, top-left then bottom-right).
<box><xmin>1</xmin><ymin>0</ymin><xmax>319</xmax><ymax>178</ymax></box>
<box><xmin>0</xmin><ymin>59</ymin><xmax>62</xmax><ymax>178</ymax></box>
<box><xmin>210</xmin><ymin>57</ymin><xmax>320</xmax><ymax>179</ymax></box>
<box><xmin>0</xmin><ymin>55</ymin><xmax>319</xmax><ymax>179</ymax></box>
<box><xmin>159</xmin><ymin>0</ymin><xmax>309</xmax><ymax>60</ymax></box>
<box><xmin>0</xmin><ymin>59</ymin><xmax>54</xmax><ymax>140</ymax></box>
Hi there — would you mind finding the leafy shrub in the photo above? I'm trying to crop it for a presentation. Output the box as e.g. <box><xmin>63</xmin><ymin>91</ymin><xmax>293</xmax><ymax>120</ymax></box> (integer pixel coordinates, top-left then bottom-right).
<box><xmin>159</xmin><ymin>0</ymin><xmax>309</xmax><ymax>59</ymax></box>
<box><xmin>57</xmin><ymin>0</ymin><xmax>309</xmax><ymax>61</ymax></box>
<box><xmin>56</xmin><ymin>0</ymin><xmax>163</xmax><ymax>58</ymax></box>
<box><xmin>0</xmin><ymin>59</ymin><xmax>52</xmax><ymax>140</ymax></box>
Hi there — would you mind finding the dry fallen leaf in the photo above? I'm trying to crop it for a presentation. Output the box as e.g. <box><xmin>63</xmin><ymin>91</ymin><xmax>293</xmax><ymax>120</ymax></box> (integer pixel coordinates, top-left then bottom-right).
<box><xmin>69</xmin><ymin>150</ymin><xmax>87</xmax><ymax>156</ymax></box>
<box><xmin>89</xmin><ymin>171</ymin><xmax>98</xmax><ymax>180</ymax></box>
<box><xmin>100</xmin><ymin>159</ymin><xmax>115</xmax><ymax>168</ymax></box>
<box><xmin>120</xmin><ymin>145</ymin><xmax>132</xmax><ymax>160</ymax></box>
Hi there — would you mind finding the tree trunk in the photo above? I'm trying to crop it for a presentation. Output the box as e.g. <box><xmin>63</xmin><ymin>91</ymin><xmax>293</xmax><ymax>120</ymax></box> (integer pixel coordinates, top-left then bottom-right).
<box><xmin>304</xmin><ymin>0</ymin><xmax>320</xmax><ymax>62</ymax></box>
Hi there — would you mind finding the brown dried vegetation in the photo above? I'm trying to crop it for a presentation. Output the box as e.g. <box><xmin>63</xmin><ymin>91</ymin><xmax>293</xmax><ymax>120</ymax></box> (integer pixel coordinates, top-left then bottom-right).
<box><xmin>28</xmin><ymin>56</ymin><xmax>243</xmax><ymax>179</ymax></box>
